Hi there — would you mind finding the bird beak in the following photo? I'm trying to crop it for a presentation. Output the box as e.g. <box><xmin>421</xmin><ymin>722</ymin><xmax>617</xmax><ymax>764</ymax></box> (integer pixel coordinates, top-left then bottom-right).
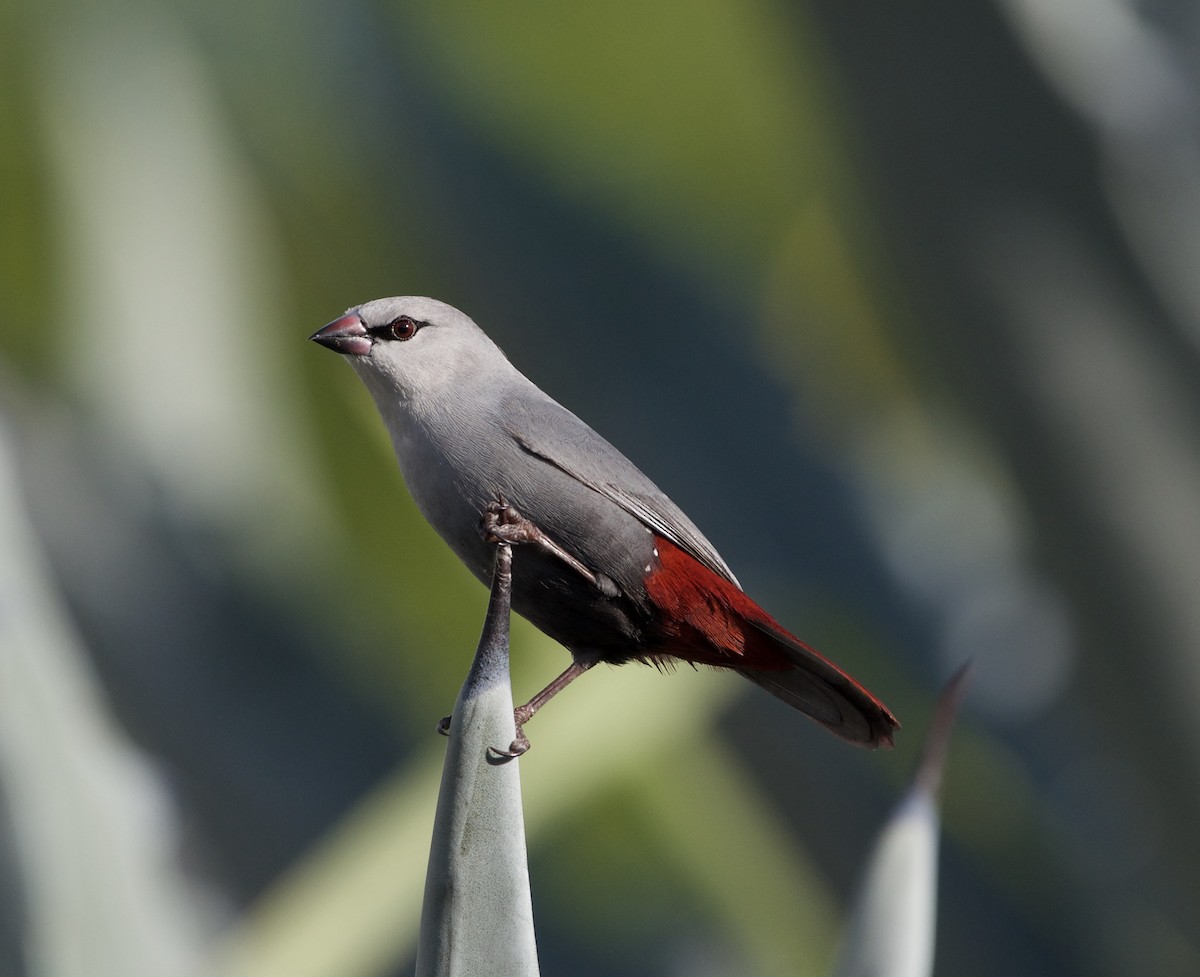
<box><xmin>310</xmin><ymin>314</ymin><xmax>372</xmax><ymax>356</ymax></box>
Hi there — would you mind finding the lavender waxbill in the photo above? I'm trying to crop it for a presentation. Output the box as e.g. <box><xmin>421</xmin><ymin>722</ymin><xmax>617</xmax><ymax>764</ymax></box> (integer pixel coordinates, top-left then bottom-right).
<box><xmin>312</xmin><ymin>297</ymin><xmax>898</xmax><ymax>754</ymax></box>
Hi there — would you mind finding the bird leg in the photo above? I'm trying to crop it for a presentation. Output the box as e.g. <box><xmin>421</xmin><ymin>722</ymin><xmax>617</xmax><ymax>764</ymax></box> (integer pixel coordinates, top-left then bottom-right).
<box><xmin>482</xmin><ymin>495</ymin><xmax>599</xmax><ymax>587</ymax></box>
<box><xmin>488</xmin><ymin>660</ymin><xmax>595</xmax><ymax>758</ymax></box>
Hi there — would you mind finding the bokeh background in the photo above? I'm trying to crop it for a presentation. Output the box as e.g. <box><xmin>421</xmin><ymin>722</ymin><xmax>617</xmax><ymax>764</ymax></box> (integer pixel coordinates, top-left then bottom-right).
<box><xmin>3</xmin><ymin>1</ymin><xmax>1199</xmax><ymax>975</ymax></box>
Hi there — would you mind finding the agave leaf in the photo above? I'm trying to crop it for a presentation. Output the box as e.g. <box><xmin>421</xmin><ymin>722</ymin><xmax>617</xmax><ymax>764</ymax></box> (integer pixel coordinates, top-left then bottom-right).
<box><xmin>416</xmin><ymin>542</ymin><xmax>540</xmax><ymax>977</ymax></box>
<box><xmin>833</xmin><ymin>667</ymin><xmax>969</xmax><ymax>977</ymax></box>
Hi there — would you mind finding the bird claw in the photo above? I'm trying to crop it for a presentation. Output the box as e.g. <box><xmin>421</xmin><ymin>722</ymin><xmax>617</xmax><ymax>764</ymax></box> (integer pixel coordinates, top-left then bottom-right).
<box><xmin>486</xmin><ymin>703</ymin><xmax>535</xmax><ymax>759</ymax></box>
<box><xmin>487</xmin><ymin>729</ymin><xmax>531</xmax><ymax>760</ymax></box>
<box><xmin>440</xmin><ymin>699</ymin><xmax>533</xmax><ymax>759</ymax></box>
<box><xmin>482</xmin><ymin>495</ymin><xmax>539</xmax><ymax>545</ymax></box>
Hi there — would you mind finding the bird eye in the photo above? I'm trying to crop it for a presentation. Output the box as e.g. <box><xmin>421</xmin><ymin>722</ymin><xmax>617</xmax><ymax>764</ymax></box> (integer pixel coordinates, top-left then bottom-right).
<box><xmin>388</xmin><ymin>316</ymin><xmax>419</xmax><ymax>341</ymax></box>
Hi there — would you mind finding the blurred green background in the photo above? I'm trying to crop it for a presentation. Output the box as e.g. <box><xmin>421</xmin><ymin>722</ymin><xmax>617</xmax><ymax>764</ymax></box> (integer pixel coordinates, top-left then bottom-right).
<box><xmin>2</xmin><ymin>1</ymin><xmax>1199</xmax><ymax>976</ymax></box>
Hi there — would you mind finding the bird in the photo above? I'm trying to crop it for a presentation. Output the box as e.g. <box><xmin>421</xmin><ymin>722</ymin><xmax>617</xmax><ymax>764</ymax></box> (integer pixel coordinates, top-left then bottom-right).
<box><xmin>311</xmin><ymin>296</ymin><xmax>898</xmax><ymax>754</ymax></box>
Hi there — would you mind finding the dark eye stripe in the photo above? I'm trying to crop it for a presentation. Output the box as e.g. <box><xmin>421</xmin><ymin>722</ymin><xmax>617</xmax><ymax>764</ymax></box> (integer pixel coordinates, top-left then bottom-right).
<box><xmin>368</xmin><ymin>316</ymin><xmax>423</xmax><ymax>341</ymax></box>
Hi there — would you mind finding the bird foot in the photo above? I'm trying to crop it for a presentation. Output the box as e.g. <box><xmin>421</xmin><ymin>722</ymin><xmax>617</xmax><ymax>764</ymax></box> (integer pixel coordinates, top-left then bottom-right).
<box><xmin>487</xmin><ymin>704</ymin><xmax>535</xmax><ymax>759</ymax></box>
<box><xmin>487</xmin><ymin>730</ymin><xmax>531</xmax><ymax>760</ymax></box>
<box><xmin>482</xmin><ymin>495</ymin><xmax>538</xmax><ymax>545</ymax></box>
<box><xmin>440</xmin><ymin>706</ymin><xmax>532</xmax><ymax>758</ymax></box>
<box><xmin>482</xmin><ymin>496</ymin><xmax>599</xmax><ymax>586</ymax></box>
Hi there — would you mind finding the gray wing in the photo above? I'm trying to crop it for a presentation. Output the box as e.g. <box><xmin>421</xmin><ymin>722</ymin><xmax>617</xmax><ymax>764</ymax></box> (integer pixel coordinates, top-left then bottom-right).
<box><xmin>501</xmin><ymin>392</ymin><xmax>740</xmax><ymax>587</ymax></box>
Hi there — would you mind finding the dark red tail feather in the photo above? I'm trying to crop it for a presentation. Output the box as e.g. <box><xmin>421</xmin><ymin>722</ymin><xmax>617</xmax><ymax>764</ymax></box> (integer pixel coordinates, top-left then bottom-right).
<box><xmin>644</xmin><ymin>535</ymin><xmax>898</xmax><ymax>747</ymax></box>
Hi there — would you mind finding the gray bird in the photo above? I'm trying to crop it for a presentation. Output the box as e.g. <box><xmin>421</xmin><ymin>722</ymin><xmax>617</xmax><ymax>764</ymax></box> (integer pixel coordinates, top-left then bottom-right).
<box><xmin>312</xmin><ymin>296</ymin><xmax>898</xmax><ymax>753</ymax></box>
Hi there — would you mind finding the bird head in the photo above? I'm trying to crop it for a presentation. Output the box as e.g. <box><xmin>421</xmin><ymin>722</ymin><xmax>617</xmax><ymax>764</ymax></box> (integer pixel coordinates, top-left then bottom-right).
<box><xmin>311</xmin><ymin>296</ymin><xmax>509</xmax><ymax>402</ymax></box>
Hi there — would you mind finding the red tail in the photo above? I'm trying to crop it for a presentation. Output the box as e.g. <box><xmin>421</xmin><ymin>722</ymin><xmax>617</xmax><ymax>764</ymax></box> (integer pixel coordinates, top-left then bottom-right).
<box><xmin>644</xmin><ymin>535</ymin><xmax>898</xmax><ymax>747</ymax></box>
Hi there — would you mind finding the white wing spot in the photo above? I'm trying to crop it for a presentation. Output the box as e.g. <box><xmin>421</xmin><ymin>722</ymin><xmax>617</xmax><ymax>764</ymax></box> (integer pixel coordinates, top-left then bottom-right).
<box><xmin>652</xmin><ymin>548</ymin><xmax>659</xmax><ymax>557</ymax></box>
<box><xmin>644</xmin><ymin>563</ymin><xmax>652</xmax><ymax>573</ymax></box>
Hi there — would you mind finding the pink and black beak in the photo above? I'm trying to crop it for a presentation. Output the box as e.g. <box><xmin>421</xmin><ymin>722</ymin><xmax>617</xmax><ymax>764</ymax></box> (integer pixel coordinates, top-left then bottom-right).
<box><xmin>310</xmin><ymin>314</ymin><xmax>372</xmax><ymax>356</ymax></box>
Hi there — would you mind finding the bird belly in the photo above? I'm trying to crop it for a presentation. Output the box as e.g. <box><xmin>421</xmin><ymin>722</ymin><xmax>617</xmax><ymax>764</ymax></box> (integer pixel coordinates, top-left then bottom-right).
<box><xmin>393</xmin><ymin>419</ymin><xmax>661</xmax><ymax>662</ymax></box>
